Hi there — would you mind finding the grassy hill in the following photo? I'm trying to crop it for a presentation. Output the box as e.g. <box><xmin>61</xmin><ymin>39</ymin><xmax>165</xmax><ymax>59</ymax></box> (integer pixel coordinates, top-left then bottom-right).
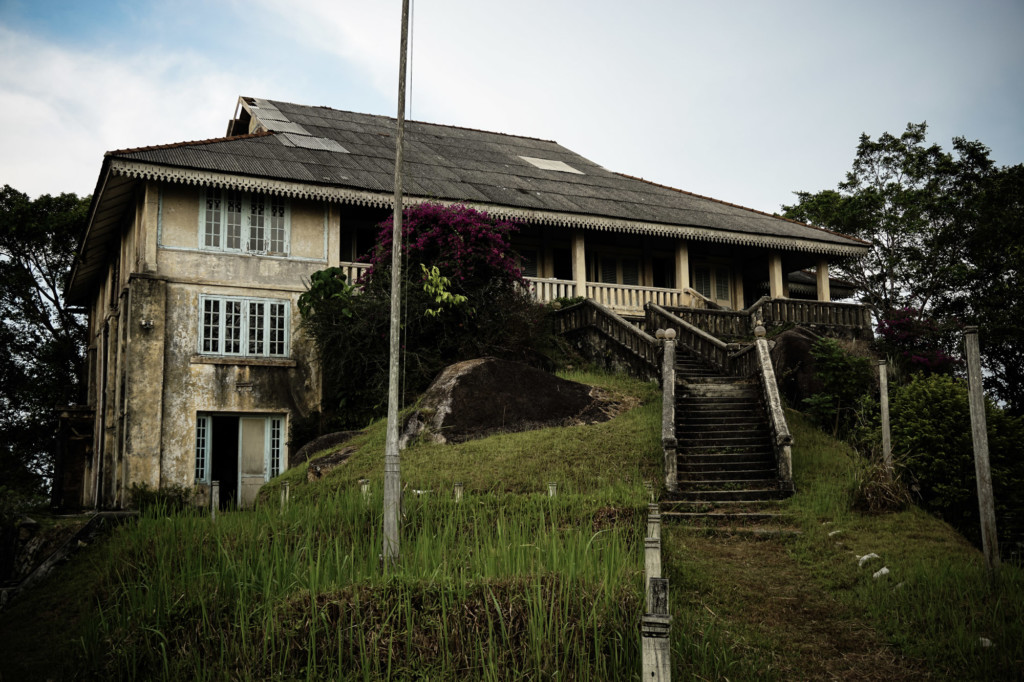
<box><xmin>1</xmin><ymin>369</ymin><xmax>1020</xmax><ymax>680</ymax></box>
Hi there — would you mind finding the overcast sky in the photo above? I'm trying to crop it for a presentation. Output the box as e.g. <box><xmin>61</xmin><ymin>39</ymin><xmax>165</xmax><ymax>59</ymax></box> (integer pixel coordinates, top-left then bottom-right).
<box><xmin>1</xmin><ymin>0</ymin><xmax>1022</xmax><ymax>214</ymax></box>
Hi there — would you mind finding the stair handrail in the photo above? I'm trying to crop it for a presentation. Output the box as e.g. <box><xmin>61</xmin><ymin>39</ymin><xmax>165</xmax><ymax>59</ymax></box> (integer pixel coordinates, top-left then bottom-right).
<box><xmin>555</xmin><ymin>298</ymin><xmax>659</xmax><ymax>372</ymax></box>
<box><xmin>753</xmin><ymin>334</ymin><xmax>794</xmax><ymax>490</ymax></box>
<box><xmin>646</xmin><ymin>303</ymin><xmax>733</xmax><ymax>375</ymax></box>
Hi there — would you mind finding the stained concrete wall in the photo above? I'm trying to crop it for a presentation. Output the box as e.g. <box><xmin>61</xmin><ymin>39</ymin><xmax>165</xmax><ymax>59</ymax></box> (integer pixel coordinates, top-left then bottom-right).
<box><xmin>80</xmin><ymin>180</ymin><xmax>330</xmax><ymax>506</ymax></box>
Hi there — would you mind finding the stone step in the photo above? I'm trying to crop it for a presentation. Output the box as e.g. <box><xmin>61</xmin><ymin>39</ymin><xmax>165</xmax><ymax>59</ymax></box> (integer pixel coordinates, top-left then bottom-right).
<box><xmin>679</xmin><ymin>452</ymin><xmax>775</xmax><ymax>464</ymax></box>
<box><xmin>678</xmin><ymin>468</ymin><xmax>777</xmax><ymax>481</ymax></box>
<box><xmin>677</xmin><ymin>434</ymin><xmax>772</xmax><ymax>446</ymax></box>
<box><xmin>679</xmin><ymin>444</ymin><xmax>774</xmax><ymax>455</ymax></box>
<box><xmin>671</xmin><ymin>488</ymin><xmax>792</xmax><ymax>503</ymax></box>
<box><xmin>678</xmin><ymin>460</ymin><xmax>775</xmax><ymax>472</ymax></box>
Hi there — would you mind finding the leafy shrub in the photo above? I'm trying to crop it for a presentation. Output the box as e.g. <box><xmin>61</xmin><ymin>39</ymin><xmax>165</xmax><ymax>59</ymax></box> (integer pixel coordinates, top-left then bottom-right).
<box><xmin>890</xmin><ymin>374</ymin><xmax>1024</xmax><ymax>552</ymax></box>
<box><xmin>802</xmin><ymin>337</ymin><xmax>875</xmax><ymax>438</ymax></box>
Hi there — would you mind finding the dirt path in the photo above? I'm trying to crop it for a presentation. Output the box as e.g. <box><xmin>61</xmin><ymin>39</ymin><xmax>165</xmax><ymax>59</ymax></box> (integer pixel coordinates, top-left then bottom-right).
<box><xmin>665</xmin><ymin>530</ymin><xmax>932</xmax><ymax>680</ymax></box>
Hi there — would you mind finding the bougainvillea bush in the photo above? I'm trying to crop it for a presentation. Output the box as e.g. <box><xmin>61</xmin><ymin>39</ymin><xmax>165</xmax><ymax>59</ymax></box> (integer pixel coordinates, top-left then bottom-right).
<box><xmin>298</xmin><ymin>203</ymin><xmax>556</xmax><ymax>432</ymax></box>
<box><xmin>876</xmin><ymin>307</ymin><xmax>960</xmax><ymax>375</ymax></box>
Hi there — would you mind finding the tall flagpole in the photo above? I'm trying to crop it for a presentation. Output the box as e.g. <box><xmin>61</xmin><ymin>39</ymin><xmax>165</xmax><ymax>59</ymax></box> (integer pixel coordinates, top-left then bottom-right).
<box><xmin>382</xmin><ymin>0</ymin><xmax>410</xmax><ymax>566</ymax></box>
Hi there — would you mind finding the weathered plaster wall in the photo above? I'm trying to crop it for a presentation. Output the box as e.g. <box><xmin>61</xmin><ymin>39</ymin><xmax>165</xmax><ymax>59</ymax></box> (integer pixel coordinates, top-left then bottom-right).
<box><xmin>157</xmin><ymin>184</ymin><xmax>328</xmax><ymax>262</ymax></box>
<box><xmin>158</xmin><ymin>283</ymin><xmax>320</xmax><ymax>488</ymax></box>
<box><xmin>122</xmin><ymin>275</ymin><xmax>166</xmax><ymax>491</ymax></box>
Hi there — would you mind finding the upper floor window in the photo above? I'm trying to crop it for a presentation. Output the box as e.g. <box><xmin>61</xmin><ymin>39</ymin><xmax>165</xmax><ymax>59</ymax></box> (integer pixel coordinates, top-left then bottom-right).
<box><xmin>200</xmin><ymin>295</ymin><xmax>290</xmax><ymax>358</ymax></box>
<box><xmin>201</xmin><ymin>189</ymin><xmax>289</xmax><ymax>256</ymax></box>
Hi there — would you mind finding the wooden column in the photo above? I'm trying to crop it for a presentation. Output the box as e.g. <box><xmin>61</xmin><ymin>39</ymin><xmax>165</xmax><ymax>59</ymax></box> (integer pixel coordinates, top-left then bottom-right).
<box><xmin>675</xmin><ymin>241</ymin><xmax>689</xmax><ymax>302</ymax></box>
<box><xmin>768</xmin><ymin>253</ymin><xmax>785</xmax><ymax>299</ymax></box>
<box><xmin>571</xmin><ymin>231</ymin><xmax>587</xmax><ymax>299</ymax></box>
<box><xmin>816</xmin><ymin>258</ymin><xmax>831</xmax><ymax>302</ymax></box>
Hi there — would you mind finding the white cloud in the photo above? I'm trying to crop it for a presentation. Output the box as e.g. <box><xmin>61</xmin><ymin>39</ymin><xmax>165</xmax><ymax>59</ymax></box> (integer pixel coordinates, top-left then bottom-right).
<box><xmin>0</xmin><ymin>25</ymin><xmax>266</xmax><ymax>198</ymax></box>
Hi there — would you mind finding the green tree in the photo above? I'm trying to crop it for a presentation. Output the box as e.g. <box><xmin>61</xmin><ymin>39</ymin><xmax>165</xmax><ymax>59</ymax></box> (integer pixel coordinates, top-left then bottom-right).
<box><xmin>783</xmin><ymin>122</ymin><xmax>994</xmax><ymax>318</ymax></box>
<box><xmin>0</xmin><ymin>185</ymin><xmax>90</xmax><ymax>493</ymax></box>
<box><xmin>933</xmin><ymin>163</ymin><xmax>1024</xmax><ymax>416</ymax></box>
<box><xmin>784</xmin><ymin>124</ymin><xmax>1023</xmax><ymax>412</ymax></box>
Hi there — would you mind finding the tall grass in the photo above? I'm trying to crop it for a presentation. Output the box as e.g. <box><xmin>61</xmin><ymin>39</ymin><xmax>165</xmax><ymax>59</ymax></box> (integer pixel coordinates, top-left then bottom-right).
<box><xmin>78</xmin><ymin>489</ymin><xmax>646</xmax><ymax>679</ymax></box>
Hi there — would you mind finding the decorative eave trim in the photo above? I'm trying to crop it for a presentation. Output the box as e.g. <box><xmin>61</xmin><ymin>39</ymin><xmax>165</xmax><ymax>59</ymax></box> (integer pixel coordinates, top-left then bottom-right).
<box><xmin>109</xmin><ymin>160</ymin><xmax>870</xmax><ymax>258</ymax></box>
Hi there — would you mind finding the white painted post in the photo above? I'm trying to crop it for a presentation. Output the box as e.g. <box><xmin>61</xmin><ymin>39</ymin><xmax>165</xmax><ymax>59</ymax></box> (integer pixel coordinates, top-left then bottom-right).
<box><xmin>454</xmin><ymin>482</ymin><xmax>464</xmax><ymax>503</ymax></box>
<box><xmin>964</xmin><ymin>327</ymin><xmax>1000</xmax><ymax>583</ymax></box>
<box><xmin>210</xmin><ymin>481</ymin><xmax>219</xmax><ymax>522</ymax></box>
<box><xmin>360</xmin><ymin>478</ymin><xmax>370</xmax><ymax>505</ymax></box>
<box><xmin>280</xmin><ymin>481</ymin><xmax>290</xmax><ymax>512</ymax></box>
<box><xmin>641</xmin><ymin>577</ymin><xmax>671</xmax><ymax>681</ymax></box>
<box><xmin>878</xmin><ymin>360</ymin><xmax>892</xmax><ymax>479</ymax></box>
<box><xmin>548</xmin><ymin>482</ymin><xmax>557</xmax><ymax>498</ymax></box>
<box><xmin>647</xmin><ymin>507</ymin><xmax>661</xmax><ymax>540</ymax></box>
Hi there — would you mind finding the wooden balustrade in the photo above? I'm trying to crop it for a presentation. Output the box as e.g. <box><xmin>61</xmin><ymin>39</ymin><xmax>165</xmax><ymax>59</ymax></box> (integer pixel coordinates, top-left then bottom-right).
<box><xmin>526</xmin><ymin>277</ymin><xmax>576</xmax><ymax>302</ymax></box>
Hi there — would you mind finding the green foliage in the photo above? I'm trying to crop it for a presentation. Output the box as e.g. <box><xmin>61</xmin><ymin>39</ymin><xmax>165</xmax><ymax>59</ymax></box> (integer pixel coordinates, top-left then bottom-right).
<box><xmin>420</xmin><ymin>263</ymin><xmax>469</xmax><ymax>317</ymax></box>
<box><xmin>300</xmin><ymin>203</ymin><xmax>558</xmax><ymax>432</ymax></box>
<box><xmin>0</xmin><ymin>185</ymin><xmax>90</xmax><ymax>495</ymax></box>
<box><xmin>783</xmin><ymin>124</ymin><xmax>1023</xmax><ymax>413</ymax></box>
<box><xmin>783</xmin><ymin>122</ymin><xmax>993</xmax><ymax>319</ymax></box>
<box><xmin>933</xmin><ymin>163</ymin><xmax>1024</xmax><ymax>415</ymax></box>
<box><xmin>890</xmin><ymin>374</ymin><xmax>1024</xmax><ymax>553</ymax></box>
<box><xmin>801</xmin><ymin>337</ymin><xmax>875</xmax><ymax>438</ymax></box>
<box><xmin>297</xmin><ymin>266</ymin><xmax>357</xmax><ymax>319</ymax></box>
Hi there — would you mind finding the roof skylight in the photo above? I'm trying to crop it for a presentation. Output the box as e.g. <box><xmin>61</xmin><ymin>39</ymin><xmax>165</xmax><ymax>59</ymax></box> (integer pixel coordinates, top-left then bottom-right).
<box><xmin>519</xmin><ymin>156</ymin><xmax>584</xmax><ymax>174</ymax></box>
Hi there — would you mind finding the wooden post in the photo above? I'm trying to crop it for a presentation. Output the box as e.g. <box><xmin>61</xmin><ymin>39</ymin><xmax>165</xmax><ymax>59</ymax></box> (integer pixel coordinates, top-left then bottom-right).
<box><xmin>280</xmin><ymin>481</ymin><xmax>290</xmax><ymax>512</ymax></box>
<box><xmin>210</xmin><ymin>480</ymin><xmax>219</xmax><ymax>522</ymax></box>
<box><xmin>571</xmin><ymin>231</ymin><xmax>587</xmax><ymax>299</ymax></box>
<box><xmin>878</xmin><ymin>360</ymin><xmax>892</xmax><ymax>479</ymax></box>
<box><xmin>815</xmin><ymin>258</ymin><xmax>831</xmax><ymax>302</ymax></box>
<box><xmin>641</xmin><ymin>577</ymin><xmax>671</xmax><ymax>681</ymax></box>
<box><xmin>768</xmin><ymin>253</ymin><xmax>785</xmax><ymax>299</ymax></box>
<box><xmin>964</xmin><ymin>327</ymin><xmax>1000</xmax><ymax>582</ymax></box>
<box><xmin>454</xmin><ymin>482</ymin><xmax>464</xmax><ymax>503</ymax></box>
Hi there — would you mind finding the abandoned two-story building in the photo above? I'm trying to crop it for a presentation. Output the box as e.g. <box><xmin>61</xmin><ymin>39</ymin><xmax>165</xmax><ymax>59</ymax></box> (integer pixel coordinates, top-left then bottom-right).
<box><xmin>60</xmin><ymin>96</ymin><xmax>870</xmax><ymax>509</ymax></box>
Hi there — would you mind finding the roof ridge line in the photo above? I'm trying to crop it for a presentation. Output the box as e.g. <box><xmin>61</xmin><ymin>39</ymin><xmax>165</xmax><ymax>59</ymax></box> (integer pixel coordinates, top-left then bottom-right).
<box><xmin>614</xmin><ymin>172</ymin><xmax>871</xmax><ymax>246</ymax></box>
<box><xmin>106</xmin><ymin>130</ymin><xmax>274</xmax><ymax>157</ymax></box>
<box><xmin>256</xmin><ymin>96</ymin><xmax>561</xmax><ymax>146</ymax></box>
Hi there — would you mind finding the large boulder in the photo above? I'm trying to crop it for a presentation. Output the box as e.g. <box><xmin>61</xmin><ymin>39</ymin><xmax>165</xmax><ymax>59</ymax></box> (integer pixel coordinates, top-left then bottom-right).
<box><xmin>400</xmin><ymin>357</ymin><xmax>619</xmax><ymax>447</ymax></box>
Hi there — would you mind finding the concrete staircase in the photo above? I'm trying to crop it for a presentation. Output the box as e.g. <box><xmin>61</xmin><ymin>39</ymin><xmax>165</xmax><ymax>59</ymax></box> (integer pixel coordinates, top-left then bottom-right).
<box><xmin>662</xmin><ymin>350</ymin><xmax>795</xmax><ymax>535</ymax></box>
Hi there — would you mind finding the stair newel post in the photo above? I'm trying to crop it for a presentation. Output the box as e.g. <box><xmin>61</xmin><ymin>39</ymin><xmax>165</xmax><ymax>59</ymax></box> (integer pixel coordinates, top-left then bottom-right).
<box><xmin>641</xmin><ymin>577</ymin><xmax>672</xmax><ymax>682</ymax></box>
<box><xmin>644</xmin><ymin>536</ymin><xmax>662</xmax><ymax>609</ymax></box>
<box><xmin>658</xmin><ymin>328</ymin><xmax>679</xmax><ymax>493</ymax></box>
<box><xmin>647</xmin><ymin>503</ymin><xmax>661</xmax><ymax>540</ymax></box>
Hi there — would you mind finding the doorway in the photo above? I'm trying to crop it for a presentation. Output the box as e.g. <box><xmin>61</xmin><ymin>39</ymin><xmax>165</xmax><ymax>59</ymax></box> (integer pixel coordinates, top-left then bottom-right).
<box><xmin>195</xmin><ymin>413</ymin><xmax>285</xmax><ymax>508</ymax></box>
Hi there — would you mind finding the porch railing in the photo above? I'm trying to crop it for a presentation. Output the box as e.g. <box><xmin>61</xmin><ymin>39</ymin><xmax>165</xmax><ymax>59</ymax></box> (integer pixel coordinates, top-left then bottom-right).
<box><xmin>527</xmin><ymin>277</ymin><xmax>577</xmax><ymax>302</ymax></box>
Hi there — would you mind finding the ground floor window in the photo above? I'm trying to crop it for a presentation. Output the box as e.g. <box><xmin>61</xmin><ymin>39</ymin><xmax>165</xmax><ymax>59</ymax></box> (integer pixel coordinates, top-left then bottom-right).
<box><xmin>194</xmin><ymin>413</ymin><xmax>285</xmax><ymax>507</ymax></box>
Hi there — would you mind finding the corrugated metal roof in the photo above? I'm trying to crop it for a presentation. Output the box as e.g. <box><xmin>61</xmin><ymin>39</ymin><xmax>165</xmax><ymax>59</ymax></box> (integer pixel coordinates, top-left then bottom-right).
<box><xmin>104</xmin><ymin>97</ymin><xmax>868</xmax><ymax>249</ymax></box>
